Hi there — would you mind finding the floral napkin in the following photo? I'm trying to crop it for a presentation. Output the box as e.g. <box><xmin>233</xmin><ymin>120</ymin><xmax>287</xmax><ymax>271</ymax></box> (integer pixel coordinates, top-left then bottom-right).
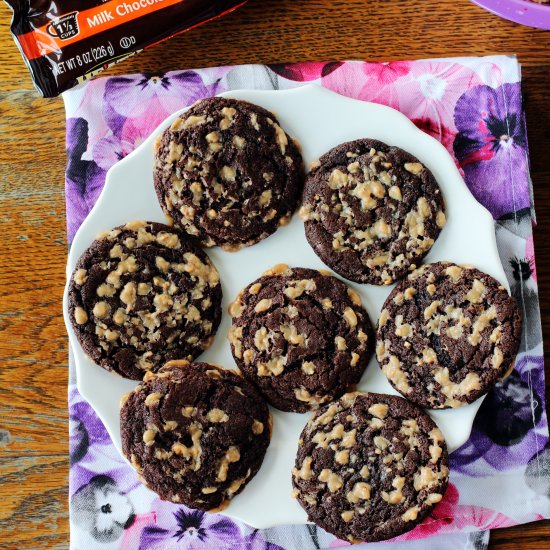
<box><xmin>64</xmin><ymin>56</ymin><xmax>549</xmax><ymax>550</ymax></box>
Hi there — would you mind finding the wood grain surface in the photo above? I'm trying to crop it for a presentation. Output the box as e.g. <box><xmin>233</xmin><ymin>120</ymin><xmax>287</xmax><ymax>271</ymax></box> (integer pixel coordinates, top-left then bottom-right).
<box><xmin>0</xmin><ymin>0</ymin><xmax>549</xmax><ymax>547</ymax></box>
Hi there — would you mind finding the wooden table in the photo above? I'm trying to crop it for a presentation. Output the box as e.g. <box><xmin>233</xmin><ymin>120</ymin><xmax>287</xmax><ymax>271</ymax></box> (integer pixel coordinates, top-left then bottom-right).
<box><xmin>0</xmin><ymin>0</ymin><xmax>549</xmax><ymax>547</ymax></box>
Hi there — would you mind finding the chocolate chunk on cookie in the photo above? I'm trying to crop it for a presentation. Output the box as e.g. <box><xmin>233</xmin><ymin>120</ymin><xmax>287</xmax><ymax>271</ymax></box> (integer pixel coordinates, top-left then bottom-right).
<box><xmin>376</xmin><ymin>262</ymin><xmax>522</xmax><ymax>408</ymax></box>
<box><xmin>68</xmin><ymin>221</ymin><xmax>222</xmax><ymax>380</ymax></box>
<box><xmin>121</xmin><ymin>361</ymin><xmax>271</xmax><ymax>510</ymax></box>
<box><xmin>228</xmin><ymin>265</ymin><xmax>374</xmax><ymax>412</ymax></box>
<box><xmin>154</xmin><ymin>97</ymin><xmax>303</xmax><ymax>249</ymax></box>
<box><xmin>292</xmin><ymin>392</ymin><xmax>449</xmax><ymax>543</ymax></box>
<box><xmin>301</xmin><ymin>139</ymin><xmax>445</xmax><ymax>285</ymax></box>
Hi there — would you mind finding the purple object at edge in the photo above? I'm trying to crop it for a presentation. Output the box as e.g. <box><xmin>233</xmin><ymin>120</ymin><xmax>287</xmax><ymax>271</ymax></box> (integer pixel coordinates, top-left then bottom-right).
<box><xmin>471</xmin><ymin>0</ymin><xmax>550</xmax><ymax>30</ymax></box>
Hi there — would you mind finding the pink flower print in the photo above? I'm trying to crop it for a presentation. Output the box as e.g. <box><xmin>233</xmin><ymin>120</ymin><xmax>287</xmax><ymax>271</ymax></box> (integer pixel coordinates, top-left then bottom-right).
<box><xmin>395</xmin><ymin>61</ymin><xmax>482</xmax><ymax>136</ymax></box>
<box><xmin>270</xmin><ymin>61</ymin><xmax>343</xmax><ymax>82</ymax></box>
<box><xmin>328</xmin><ymin>538</ymin><xmax>351</xmax><ymax>547</ymax></box>
<box><xmin>320</xmin><ymin>62</ymin><xmax>368</xmax><ymax>101</ymax></box>
<box><xmin>411</xmin><ymin>116</ymin><xmax>457</xmax><ymax>152</ymax></box>
<box><xmin>122</xmin><ymin>97</ymin><xmax>175</xmax><ymax>140</ymax></box>
<box><xmin>359</xmin><ymin>61</ymin><xmax>412</xmax><ymax>109</ymax></box>
<box><xmin>396</xmin><ymin>483</ymin><xmax>517</xmax><ymax>541</ymax></box>
<box><xmin>120</xmin><ymin>512</ymin><xmax>157</xmax><ymax>549</ymax></box>
<box><xmin>525</xmin><ymin>235</ymin><xmax>537</xmax><ymax>283</ymax></box>
<box><xmin>363</xmin><ymin>61</ymin><xmax>412</xmax><ymax>85</ymax></box>
<box><xmin>93</xmin><ymin>97</ymin><xmax>175</xmax><ymax>171</ymax></box>
<box><xmin>321</xmin><ymin>61</ymin><xmax>411</xmax><ymax>110</ymax></box>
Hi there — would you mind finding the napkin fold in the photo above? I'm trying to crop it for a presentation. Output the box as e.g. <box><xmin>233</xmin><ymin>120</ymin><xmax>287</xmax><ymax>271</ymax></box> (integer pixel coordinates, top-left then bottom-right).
<box><xmin>64</xmin><ymin>56</ymin><xmax>549</xmax><ymax>550</ymax></box>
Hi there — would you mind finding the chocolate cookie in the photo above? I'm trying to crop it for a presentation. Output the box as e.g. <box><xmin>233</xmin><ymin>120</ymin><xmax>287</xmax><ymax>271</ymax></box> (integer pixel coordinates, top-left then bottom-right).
<box><xmin>300</xmin><ymin>139</ymin><xmax>446</xmax><ymax>285</ymax></box>
<box><xmin>153</xmin><ymin>97</ymin><xmax>303</xmax><ymax>250</ymax></box>
<box><xmin>121</xmin><ymin>361</ymin><xmax>271</xmax><ymax>510</ymax></box>
<box><xmin>292</xmin><ymin>392</ymin><xmax>449</xmax><ymax>543</ymax></box>
<box><xmin>228</xmin><ymin>265</ymin><xmax>374</xmax><ymax>412</ymax></box>
<box><xmin>376</xmin><ymin>262</ymin><xmax>522</xmax><ymax>409</ymax></box>
<box><xmin>68</xmin><ymin>221</ymin><xmax>222</xmax><ymax>380</ymax></box>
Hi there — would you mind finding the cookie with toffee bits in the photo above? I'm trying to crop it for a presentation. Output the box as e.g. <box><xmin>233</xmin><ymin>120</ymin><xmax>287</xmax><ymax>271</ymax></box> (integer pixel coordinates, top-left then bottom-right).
<box><xmin>153</xmin><ymin>97</ymin><xmax>303</xmax><ymax>250</ymax></box>
<box><xmin>292</xmin><ymin>392</ymin><xmax>449</xmax><ymax>543</ymax></box>
<box><xmin>376</xmin><ymin>262</ymin><xmax>521</xmax><ymax>409</ymax></box>
<box><xmin>228</xmin><ymin>265</ymin><xmax>374</xmax><ymax>413</ymax></box>
<box><xmin>120</xmin><ymin>361</ymin><xmax>271</xmax><ymax>510</ymax></box>
<box><xmin>68</xmin><ymin>221</ymin><xmax>222</xmax><ymax>380</ymax></box>
<box><xmin>301</xmin><ymin>139</ymin><xmax>446</xmax><ymax>285</ymax></box>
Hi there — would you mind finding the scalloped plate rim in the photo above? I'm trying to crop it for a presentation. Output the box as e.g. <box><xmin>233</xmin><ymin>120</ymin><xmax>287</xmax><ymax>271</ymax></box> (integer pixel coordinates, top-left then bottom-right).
<box><xmin>63</xmin><ymin>84</ymin><xmax>508</xmax><ymax>528</ymax></box>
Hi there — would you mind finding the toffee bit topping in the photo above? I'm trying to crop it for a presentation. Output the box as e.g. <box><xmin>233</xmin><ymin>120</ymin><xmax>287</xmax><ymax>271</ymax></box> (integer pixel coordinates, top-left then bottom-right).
<box><xmin>228</xmin><ymin>267</ymin><xmax>374</xmax><ymax>412</ymax></box>
<box><xmin>153</xmin><ymin>97</ymin><xmax>303</xmax><ymax>249</ymax></box>
<box><xmin>376</xmin><ymin>262</ymin><xmax>521</xmax><ymax>409</ymax></box>
<box><xmin>120</xmin><ymin>361</ymin><xmax>271</xmax><ymax>510</ymax></box>
<box><xmin>292</xmin><ymin>392</ymin><xmax>449</xmax><ymax>543</ymax></box>
<box><xmin>68</xmin><ymin>222</ymin><xmax>222</xmax><ymax>380</ymax></box>
<box><xmin>302</xmin><ymin>139</ymin><xmax>445</xmax><ymax>285</ymax></box>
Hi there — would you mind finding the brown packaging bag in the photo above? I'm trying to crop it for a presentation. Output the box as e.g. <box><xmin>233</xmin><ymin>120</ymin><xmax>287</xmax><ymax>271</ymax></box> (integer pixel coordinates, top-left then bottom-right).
<box><xmin>5</xmin><ymin>0</ymin><xmax>247</xmax><ymax>97</ymax></box>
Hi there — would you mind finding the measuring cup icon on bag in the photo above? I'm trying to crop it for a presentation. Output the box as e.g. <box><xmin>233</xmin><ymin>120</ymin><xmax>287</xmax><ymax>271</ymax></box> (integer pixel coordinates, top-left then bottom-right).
<box><xmin>46</xmin><ymin>12</ymin><xmax>80</xmax><ymax>41</ymax></box>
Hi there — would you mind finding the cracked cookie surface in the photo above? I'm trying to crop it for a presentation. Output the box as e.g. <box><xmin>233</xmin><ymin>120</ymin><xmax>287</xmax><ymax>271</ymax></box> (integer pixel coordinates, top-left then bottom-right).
<box><xmin>228</xmin><ymin>265</ymin><xmax>374</xmax><ymax>412</ymax></box>
<box><xmin>301</xmin><ymin>139</ymin><xmax>445</xmax><ymax>285</ymax></box>
<box><xmin>121</xmin><ymin>361</ymin><xmax>271</xmax><ymax>510</ymax></box>
<box><xmin>68</xmin><ymin>221</ymin><xmax>222</xmax><ymax>380</ymax></box>
<box><xmin>292</xmin><ymin>392</ymin><xmax>449</xmax><ymax>542</ymax></box>
<box><xmin>376</xmin><ymin>262</ymin><xmax>522</xmax><ymax>408</ymax></box>
<box><xmin>154</xmin><ymin>97</ymin><xmax>303</xmax><ymax>249</ymax></box>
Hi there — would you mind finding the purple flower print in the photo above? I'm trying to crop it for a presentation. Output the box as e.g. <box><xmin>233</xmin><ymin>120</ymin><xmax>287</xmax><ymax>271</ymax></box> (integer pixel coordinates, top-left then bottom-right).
<box><xmin>475</xmin><ymin>370</ymin><xmax>542</xmax><ymax>447</ymax></box>
<box><xmin>92</xmin><ymin>71</ymin><xmax>227</xmax><ymax>173</ymax></box>
<box><xmin>70</xmin><ymin>393</ymin><xmax>110</xmax><ymax>467</ymax></box>
<box><xmin>451</xmin><ymin>353</ymin><xmax>549</xmax><ymax>475</ymax></box>
<box><xmin>70</xmin><ymin>388</ymin><xmax>139</xmax><ymax>493</ymax></box>
<box><xmin>103</xmin><ymin>99</ymin><xmax>126</xmax><ymax>140</ymax></box>
<box><xmin>71</xmin><ymin>475</ymin><xmax>135</xmax><ymax>543</ymax></box>
<box><xmin>65</xmin><ymin>117</ymin><xmax>107</xmax><ymax>242</ymax></box>
<box><xmin>104</xmin><ymin>71</ymin><xmax>222</xmax><ymax>120</ymax></box>
<box><xmin>92</xmin><ymin>135</ymin><xmax>135</xmax><ymax>171</ymax></box>
<box><xmin>63</xmin><ymin>60</ymin><xmax>548</xmax><ymax>547</ymax></box>
<box><xmin>139</xmin><ymin>501</ymin><xmax>244</xmax><ymax>550</ymax></box>
<box><xmin>453</xmin><ymin>83</ymin><xmax>530</xmax><ymax>219</ymax></box>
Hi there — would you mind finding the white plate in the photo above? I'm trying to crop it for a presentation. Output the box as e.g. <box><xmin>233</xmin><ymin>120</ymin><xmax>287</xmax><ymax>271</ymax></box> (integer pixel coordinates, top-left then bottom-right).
<box><xmin>63</xmin><ymin>85</ymin><xmax>508</xmax><ymax>529</ymax></box>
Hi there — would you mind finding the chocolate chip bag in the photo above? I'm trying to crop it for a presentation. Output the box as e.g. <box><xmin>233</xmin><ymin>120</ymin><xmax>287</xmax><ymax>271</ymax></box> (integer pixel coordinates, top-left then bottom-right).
<box><xmin>5</xmin><ymin>0</ymin><xmax>247</xmax><ymax>97</ymax></box>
